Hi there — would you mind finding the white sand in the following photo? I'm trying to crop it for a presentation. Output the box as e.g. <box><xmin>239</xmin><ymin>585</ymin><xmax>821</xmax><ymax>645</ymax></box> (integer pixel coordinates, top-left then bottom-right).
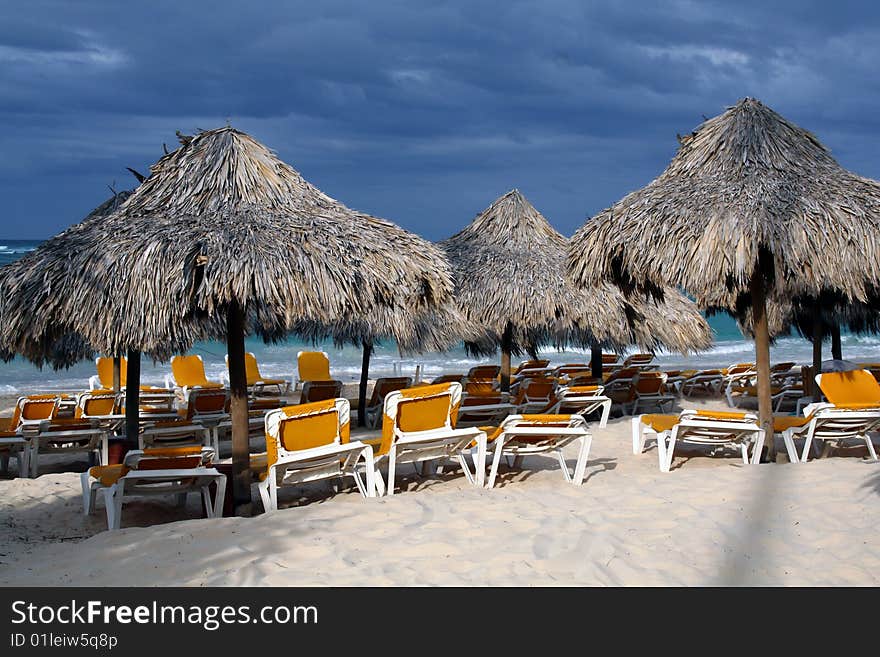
<box><xmin>2</xmin><ymin>397</ymin><xmax>879</xmax><ymax>586</ymax></box>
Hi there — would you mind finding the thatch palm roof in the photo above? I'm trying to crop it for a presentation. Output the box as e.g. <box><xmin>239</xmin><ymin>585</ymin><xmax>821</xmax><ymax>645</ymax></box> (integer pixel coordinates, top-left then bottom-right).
<box><xmin>440</xmin><ymin>189</ymin><xmax>711</xmax><ymax>357</ymax></box>
<box><xmin>0</xmin><ymin>126</ymin><xmax>461</xmax><ymax>507</ymax></box>
<box><xmin>568</xmin><ymin>97</ymin><xmax>880</xmax><ymax>311</ymax></box>
<box><xmin>567</xmin><ymin>97</ymin><xmax>880</xmax><ymax>453</ymax></box>
<box><xmin>0</xmin><ymin>128</ymin><xmax>455</xmax><ymax>366</ymax></box>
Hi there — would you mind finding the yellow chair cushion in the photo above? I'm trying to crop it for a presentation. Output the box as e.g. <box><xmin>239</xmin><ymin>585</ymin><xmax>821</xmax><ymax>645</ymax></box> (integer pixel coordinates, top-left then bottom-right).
<box><xmin>640</xmin><ymin>414</ymin><xmax>679</xmax><ymax>433</ymax></box>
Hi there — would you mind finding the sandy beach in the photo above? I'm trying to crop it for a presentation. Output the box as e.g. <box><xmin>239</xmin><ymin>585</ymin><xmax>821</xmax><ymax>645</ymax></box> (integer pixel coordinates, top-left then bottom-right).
<box><xmin>2</xmin><ymin>396</ymin><xmax>878</xmax><ymax>587</ymax></box>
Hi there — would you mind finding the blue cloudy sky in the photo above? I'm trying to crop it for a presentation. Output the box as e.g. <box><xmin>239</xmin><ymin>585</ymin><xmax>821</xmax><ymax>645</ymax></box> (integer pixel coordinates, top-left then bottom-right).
<box><xmin>2</xmin><ymin>0</ymin><xmax>879</xmax><ymax>240</ymax></box>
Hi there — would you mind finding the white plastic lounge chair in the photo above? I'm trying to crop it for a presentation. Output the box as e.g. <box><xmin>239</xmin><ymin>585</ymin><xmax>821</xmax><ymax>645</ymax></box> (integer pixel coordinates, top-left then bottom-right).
<box><xmin>253</xmin><ymin>398</ymin><xmax>375</xmax><ymax>512</ymax></box>
<box><xmin>29</xmin><ymin>418</ymin><xmax>108</xmax><ymax>478</ymax></box>
<box><xmin>223</xmin><ymin>352</ymin><xmax>291</xmax><ymax>395</ymax></box>
<box><xmin>541</xmin><ymin>385</ymin><xmax>612</xmax><ymax>427</ymax></box>
<box><xmin>293</xmin><ymin>350</ymin><xmax>331</xmax><ymax>392</ymax></box>
<box><xmin>483</xmin><ymin>414</ymin><xmax>595</xmax><ymax>488</ymax></box>
<box><xmin>360</xmin><ymin>382</ymin><xmax>488</xmax><ymax>495</ymax></box>
<box><xmin>678</xmin><ymin>369</ymin><xmax>724</xmax><ymax>398</ymax></box>
<box><xmin>81</xmin><ymin>446</ymin><xmax>225</xmax><ymax>530</ymax></box>
<box><xmin>777</xmin><ymin>369</ymin><xmax>880</xmax><ymax>463</ymax></box>
<box><xmin>456</xmin><ymin>392</ymin><xmax>516</xmax><ymax>428</ymax></box>
<box><xmin>165</xmin><ymin>354</ymin><xmax>223</xmax><ymax>399</ymax></box>
<box><xmin>631</xmin><ymin>410</ymin><xmax>765</xmax><ymax>472</ymax></box>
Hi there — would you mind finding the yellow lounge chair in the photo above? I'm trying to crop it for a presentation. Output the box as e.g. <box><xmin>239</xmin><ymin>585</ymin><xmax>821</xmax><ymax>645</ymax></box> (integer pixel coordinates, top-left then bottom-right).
<box><xmin>89</xmin><ymin>356</ymin><xmax>127</xmax><ymax>390</ymax></box>
<box><xmin>293</xmin><ymin>350</ymin><xmax>332</xmax><ymax>391</ymax></box>
<box><xmin>254</xmin><ymin>398</ymin><xmax>375</xmax><ymax>511</ymax></box>
<box><xmin>512</xmin><ymin>379</ymin><xmax>557</xmax><ymax>414</ymax></box>
<box><xmin>360</xmin><ymin>382</ymin><xmax>488</xmax><ymax>495</ymax></box>
<box><xmin>777</xmin><ymin>369</ymin><xmax>880</xmax><ymax>463</ymax></box>
<box><xmin>631</xmin><ymin>409</ymin><xmax>765</xmax><ymax>471</ymax></box>
<box><xmin>483</xmin><ymin>414</ymin><xmax>594</xmax><ymax>488</ymax></box>
<box><xmin>540</xmin><ymin>385</ymin><xmax>612</xmax><ymax>426</ymax></box>
<box><xmin>166</xmin><ymin>354</ymin><xmax>223</xmax><ymax>398</ymax></box>
<box><xmin>363</xmin><ymin>376</ymin><xmax>412</xmax><ymax>429</ymax></box>
<box><xmin>622</xmin><ymin>353</ymin><xmax>655</xmax><ymax>369</ymax></box>
<box><xmin>224</xmin><ymin>352</ymin><xmax>290</xmax><ymax>395</ymax></box>
<box><xmin>81</xmin><ymin>445</ymin><xmax>225</xmax><ymax>530</ymax></box>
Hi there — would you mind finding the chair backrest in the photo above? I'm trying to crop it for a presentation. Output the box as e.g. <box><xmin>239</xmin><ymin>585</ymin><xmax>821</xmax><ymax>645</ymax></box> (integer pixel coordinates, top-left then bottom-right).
<box><xmin>725</xmin><ymin>363</ymin><xmax>755</xmax><ymax>375</ymax></box>
<box><xmin>75</xmin><ymin>390</ymin><xmax>120</xmax><ymax>418</ymax></box>
<box><xmin>634</xmin><ymin>371</ymin><xmax>667</xmax><ymax>395</ymax></box>
<box><xmin>623</xmin><ymin>353</ymin><xmax>654</xmax><ymax>367</ymax></box>
<box><xmin>601</xmin><ymin>354</ymin><xmax>620</xmax><ymax>364</ymax></box>
<box><xmin>124</xmin><ymin>445</ymin><xmax>213</xmax><ymax>471</ymax></box>
<box><xmin>224</xmin><ymin>352</ymin><xmax>265</xmax><ymax>386</ymax></box>
<box><xmin>14</xmin><ymin>395</ymin><xmax>60</xmax><ymax>427</ymax></box>
<box><xmin>567</xmin><ymin>375</ymin><xmax>602</xmax><ymax>387</ymax></box>
<box><xmin>96</xmin><ymin>356</ymin><xmax>127</xmax><ymax>388</ymax></box>
<box><xmin>817</xmin><ymin>369</ymin><xmax>880</xmax><ymax>408</ymax></box>
<box><xmin>467</xmin><ymin>365</ymin><xmax>500</xmax><ymax>380</ymax></box>
<box><xmin>431</xmin><ymin>374</ymin><xmax>465</xmax><ymax>385</ymax></box>
<box><xmin>265</xmin><ymin>398</ymin><xmax>350</xmax><ymax>466</ymax></box>
<box><xmin>297</xmin><ymin>351</ymin><xmax>331</xmax><ymax>382</ymax></box>
<box><xmin>300</xmin><ymin>380</ymin><xmax>343</xmax><ymax>404</ymax></box>
<box><xmin>516</xmin><ymin>379</ymin><xmax>555</xmax><ymax>404</ymax></box>
<box><xmin>605</xmin><ymin>367</ymin><xmax>638</xmax><ymax>383</ymax></box>
<box><xmin>368</xmin><ymin>377</ymin><xmax>412</xmax><ymax>407</ymax></box>
<box><xmin>379</xmin><ymin>382</ymin><xmax>461</xmax><ymax>455</ymax></box>
<box><xmin>464</xmin><ymin>380</ymin><xmax>496</xmax><ymax>396</ymax></box>
<box><xmin>770</xmin><ymin>361</ymin><xmax>796</xmax><ymax>374</ymax></box>
<box><xmin>514</xmin><ymin>359</ymin><xmax>550</xmax><ymax>374</ymax></box>
<box><xmin>183</xmin><ymin>388</ymin><xmax>230</xmax><ymax>420</ymax></box>
<box><xmin>171</xmin><ymin>354</ymin><xmax>211</xmax><ymax>388</ymax></box>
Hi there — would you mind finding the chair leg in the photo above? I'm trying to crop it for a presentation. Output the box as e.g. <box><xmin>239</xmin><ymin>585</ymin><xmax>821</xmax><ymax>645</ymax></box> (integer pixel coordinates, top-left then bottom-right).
<box><xmin>80</xmin><ymin>473</ymin><xmax>94</xmax><ymax>515</ymax></box>
<box><xmin>863</xmin><ymin>434</ymin><xmax>878</xmax><ymax>461</ymax></box>
<box><xmin>783</xmin><ymin>431</ymin><xmax>800</xmax><ymax>464</ymax></box>
<box><xmin>571</xmin><ymin>434</ymin><xmax>593</xmax><ymax>485</ymax></box>
<box><xmin>659</xmin><ymin>433</ymin><xmax>675</xmax><ymax>472</ymax></box>
<box><xmin>487</xmin><ymin>436</ymin><xmax>507</xmax><ymax>489</ymax></box>
<box><xmin>387</xmin><ymin>447</ymin><xmax>397</xmax><ymax>495</ymax></box>
<box><xmin>257</xmin><ymin>478</ymin><xmax>273</xmax><ymax>513</ymax></box>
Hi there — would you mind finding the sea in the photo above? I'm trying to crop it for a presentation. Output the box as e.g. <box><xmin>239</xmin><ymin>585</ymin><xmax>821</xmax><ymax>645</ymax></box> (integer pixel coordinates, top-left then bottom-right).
<box><xmin>2</xmin><ymin>238</ymin><xmax>879</xmax><ymax>394</ymax></box>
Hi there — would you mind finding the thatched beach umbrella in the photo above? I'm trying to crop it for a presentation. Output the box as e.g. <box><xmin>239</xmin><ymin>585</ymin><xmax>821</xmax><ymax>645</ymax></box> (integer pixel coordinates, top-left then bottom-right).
<box><xmin>0</xmin><ymin>127</ymin><xmax>456</xmax><ymax>509</ymax></box>
<box><xmin>440</xmin><ymin>189</ymin><xmax>711</xmax><ymax>388</ymax></box>
<box><xmin>568</xmin><ymin>98</ymin><xmax>880</xmax><ymax>454</ymax></box>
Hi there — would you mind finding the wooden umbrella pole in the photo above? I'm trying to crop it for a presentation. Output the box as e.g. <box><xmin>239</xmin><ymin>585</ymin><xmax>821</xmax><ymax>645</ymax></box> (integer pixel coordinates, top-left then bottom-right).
<box><xmin>812</xmin><ymin>310</ymin><xmax>823</xmax><ymax>375</ymax></box>
<box><xmin>750</xmin><ymin>270</ymin><xmax>774</xmax><ymax>459</ymax></box>
<box><xmin>112</xmin><ymin>356</ymin><xmax>121</xmax><ymax>393</ymax></box>
<box><xmin>831</xmin><ymin>322</ymin><xmax>842</xmax><ymax>360</ymax></box>
<box><xmin>500</xmin><ymin>324</ymin><xmax>512</xmax><ymax>392</ymax></box>
<box><xmin>358</xmin><ymin>341</ymin><xmax>373</xmax><ymax>427</ymax></box>
<box><xmin>124</xmin><ymin>350</ymin><xmax>140</xmax><ymax>451</ymax></box>
<box><xmin>226</xmin><ymin>300</ymin><xmax>252</xmax><ymax>513</ymax></box>
<box><xmin>590</xmin><ymin>343</ymin><xmax>603</xmax><ymax>380</ymax></box>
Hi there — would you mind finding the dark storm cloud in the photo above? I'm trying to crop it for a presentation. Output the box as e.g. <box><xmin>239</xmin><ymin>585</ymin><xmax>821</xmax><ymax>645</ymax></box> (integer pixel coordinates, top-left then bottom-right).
<box><xmin>1</xmin><ymin>0</ymin><xmax>879</xmax><ymax>240</ymax></box>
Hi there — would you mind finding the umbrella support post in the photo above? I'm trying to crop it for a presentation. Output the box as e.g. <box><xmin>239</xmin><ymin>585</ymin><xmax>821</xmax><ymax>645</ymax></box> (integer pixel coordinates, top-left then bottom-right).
<box><xmin>113</xmin><ymin>356</ymin><xmax>122</xmax><ymax>393</ymax></box>
<box><xmin>358</xmin><ymin>342</ymin><xmax>372</xmax><ymax>427</ymax></box>
<box><xmin>123</xmin><ymin>351</ymin><xmax>140</xmax><ymax>452</ymax></box>
<box><xmin>500</xmin><ymin>324</ymin><xmax>513</xmax><ymax>393</ymax></box>
<box><xmin>590</xmin><ymin>344</ymin><xmax>603</xmax><ymax>380</ymax></box>
<box><xmin>831</xmin><ymin>323</ymin><xmax>842</xmax><ymax>360</ymax></box>
<box><xmin>751</xmin><ymin>271</ymin><xmax>774</xmax><ymax>460</ymax></box>
<box><xmin>227</xmin><ymin>300</ymin><xmax>253</xmax><ymax>515</ymax></box>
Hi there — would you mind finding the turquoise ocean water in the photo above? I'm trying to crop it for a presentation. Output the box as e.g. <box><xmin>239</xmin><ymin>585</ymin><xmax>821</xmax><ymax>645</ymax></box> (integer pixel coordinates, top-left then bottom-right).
<box><xmin>2</xmin><ymin>238</ymin><xmax>879</xmax><ymax>393</ymax></box>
